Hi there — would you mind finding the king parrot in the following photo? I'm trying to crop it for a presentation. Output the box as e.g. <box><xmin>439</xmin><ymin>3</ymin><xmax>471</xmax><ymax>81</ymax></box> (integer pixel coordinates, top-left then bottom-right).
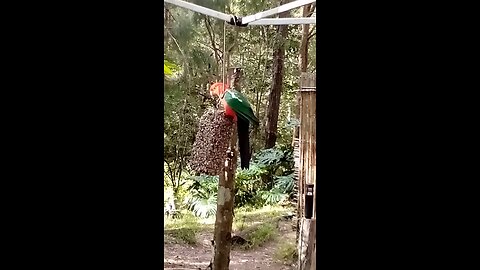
<box><xmin>210</xmin><ymin>82</ymin><xmax>259</xmax><ymax>169</ymax></box>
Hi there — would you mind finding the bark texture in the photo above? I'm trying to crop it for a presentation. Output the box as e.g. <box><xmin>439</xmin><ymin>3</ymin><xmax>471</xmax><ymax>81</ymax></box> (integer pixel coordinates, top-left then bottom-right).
<box><xmin>265</xmin><ymin>0</ymin><xmax>291</xmax><ymax>149</ymax></box>
<box><xmin>212</xmin><ymin>68</ymin><xmax>242</xmax><ymax>270</ymax></box>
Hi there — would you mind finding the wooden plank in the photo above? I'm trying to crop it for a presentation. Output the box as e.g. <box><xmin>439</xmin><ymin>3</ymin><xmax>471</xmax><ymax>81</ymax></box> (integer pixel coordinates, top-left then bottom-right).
<box><xmin>302</xmin><ymin>219</ymin><xmax>316</xmax><ymax>270</ymax></box>
<box><xmin>297</xmin><ymin>72</ymin><xmax>316</xmax><ymax>270</ymax></box>
<box><xmin>298</xmin><ymin>72</ymin><xmax>316</xmax><ymax>218</ymax></box>
<box><xmin>297</xmin><ymin>218</ymin><xmax>309</xmax><ymax>268</ymax></box>
<box><xmin>310</xmin><ymin>245</ymin><xmax>316</xmax><ymax>270</ymax></box>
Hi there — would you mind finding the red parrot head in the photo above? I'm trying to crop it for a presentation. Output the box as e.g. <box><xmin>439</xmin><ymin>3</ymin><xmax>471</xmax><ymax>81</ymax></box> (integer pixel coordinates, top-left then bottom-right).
<box><xmin>209</xmin><ymin>82</ymin><xmax>229</xmax><ymax>97</ymax></box>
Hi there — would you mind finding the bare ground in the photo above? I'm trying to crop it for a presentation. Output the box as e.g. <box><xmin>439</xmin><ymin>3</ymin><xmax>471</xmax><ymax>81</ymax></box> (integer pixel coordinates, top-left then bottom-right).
<box><xmin>164</xmin><ymin>220</ymin><xmax>296</xmax><ymax>270</ymax></box>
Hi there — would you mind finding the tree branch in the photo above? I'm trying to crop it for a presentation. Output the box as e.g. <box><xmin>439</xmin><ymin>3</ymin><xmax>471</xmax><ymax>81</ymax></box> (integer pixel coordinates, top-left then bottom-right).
<box><xmin>307</xmin><ymin>26</ymin><xmax>316</xmax><ymax>41</ymax></box>
<box><xmin>198</xmin><ymin>42</ymin><xmax>218</xmax><ymax>53</ymax></box>
<box><xmin>164</xmin><ymin>6</ymin><xmax>177</xmax><ymax>23</ymax></box>
<box><xmin>164</xmin><ymin>160</ymin><xmax>176</xmax><ymax>187</ymax></box>
<box><xmin>308</xmin><ymin>3</ymin><xmax>316</xmax><ymax>16</ymax></box>
<box><xmin>308</xmin><ymin>25</ymin><xmax>316</xmax><ymax>37</ymax></box>
<box><xmin>166</xmin><ymin>28</ymin><xmax>186</xmax><ymax>61</ymax></box>
<box><xmin>204</xmin><ymin>16</ymin><xmax>221</xmax><ymax>65</ymax></box>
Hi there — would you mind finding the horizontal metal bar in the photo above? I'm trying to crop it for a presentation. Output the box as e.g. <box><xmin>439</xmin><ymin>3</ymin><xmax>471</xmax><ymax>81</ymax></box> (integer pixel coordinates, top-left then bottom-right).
<box><xmin>295</xmin><ymin>87</ymin><xmax>317</xmax><ymax>92</ymax></box>
<box><xmin>164</xmin><ymin>0</ymin><xmax>232</xmax><ymax>22</ymax></box>
<box><xmin>249</xmin><ymin>17</ymin><xmax>316</xmax><ymax>25</ymax></box>
<box><xmin>242</xmin><ymin>0</ymin><xmax>316</xmax><ymax>24</ymax></box>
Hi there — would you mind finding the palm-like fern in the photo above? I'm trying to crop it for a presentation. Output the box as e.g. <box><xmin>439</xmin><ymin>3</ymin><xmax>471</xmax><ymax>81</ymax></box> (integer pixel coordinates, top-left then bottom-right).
<box><xmin>184</xmin><ymin>175</ymin><xmax>218</xmax><ymax>218</ymax></box>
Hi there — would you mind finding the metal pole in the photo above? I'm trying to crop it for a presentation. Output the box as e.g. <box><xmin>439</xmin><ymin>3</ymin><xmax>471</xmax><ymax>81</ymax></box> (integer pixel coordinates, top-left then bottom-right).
<box><xmin>164</xmin><ymin>0</ymin><xmax>232</xmax><ymax>22</ymax></box>
<box><xmin>164</xmin><ymin>0</ymin><xmax>316</xmax><ymax>26</ymax></box>
<box><xmin>250</xmin><ymin>17</ymin><xmax>316</xmax><ymax>25</ymax></box>
<box><xmin>241</xmin><ymin>0</ymin><xmax>316</xmax><ymax>24</ymax></box>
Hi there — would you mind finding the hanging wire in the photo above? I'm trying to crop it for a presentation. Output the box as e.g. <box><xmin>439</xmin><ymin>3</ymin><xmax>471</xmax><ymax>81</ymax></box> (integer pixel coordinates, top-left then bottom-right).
<box><xmin>215</xmin><ymin>21</ymin><xmax>227</xmax><ymax>110</ymax></box>
<box><xmin>213</xmin><ymin>21</ymin><xmax>227</xmax><ymax>112</ymax></box>
<box><xmin>222</xmin><ymin>21</ymin><xmax>226</xmax><ymax>87</ymax></box>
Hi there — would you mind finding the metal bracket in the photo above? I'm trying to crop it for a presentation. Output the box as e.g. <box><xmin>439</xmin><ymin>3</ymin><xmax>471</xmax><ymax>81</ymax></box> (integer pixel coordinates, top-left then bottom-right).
<box><xmin>227</xmin><ymin>15</ymin><xmax>248</xmax><ymax>27</ymax></box>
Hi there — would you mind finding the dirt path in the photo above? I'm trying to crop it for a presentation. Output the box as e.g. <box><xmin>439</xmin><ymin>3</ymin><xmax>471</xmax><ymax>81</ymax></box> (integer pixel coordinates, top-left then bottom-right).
<box><xmin>164</xmin><ymin>220</ymin><xmax>296</xmax><ymax>270</ymax></box>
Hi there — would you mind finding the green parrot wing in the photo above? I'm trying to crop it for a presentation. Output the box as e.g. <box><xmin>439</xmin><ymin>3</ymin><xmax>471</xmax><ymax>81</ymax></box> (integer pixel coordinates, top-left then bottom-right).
<box><xmin>224</xmin><ymin>90</ymin><xmax>259</xmax><ymax>126</ymax></box>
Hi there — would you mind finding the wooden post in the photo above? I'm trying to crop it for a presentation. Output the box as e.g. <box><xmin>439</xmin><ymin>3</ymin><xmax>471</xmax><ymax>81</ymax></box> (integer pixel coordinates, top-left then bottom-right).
<box><xmin>212</xmin><ymin>67</ymin><xmax>242</xmax><ymax>270</ymax></box>
<box><xmin>302</xmin><ymin>219</ymin><xmax>316</xmax><ymax>270</ymax></box>
<box><xmin>297</xmin><ymin>72</ymin><xmax>316</xmax><ymax>270</ymax></box>
<box><xmin>310</xmin><ymin>244</ymin><xmax>316</xmax><ymax>270</ymax></box>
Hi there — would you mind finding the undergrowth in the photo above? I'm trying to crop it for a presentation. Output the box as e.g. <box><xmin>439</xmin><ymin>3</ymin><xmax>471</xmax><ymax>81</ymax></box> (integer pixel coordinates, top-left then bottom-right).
<box><xmin>164</xmin><ymin>213</ymin><xmax>201</xmax><ymax>245</ymax></box>
<box><xmin>232</xmin><ymin>205</ymin><xmax>290</xmax><ymax>231</ymax></box>
<box><xmin>274</xmin><ymin>242</ymin><xmax>298</xmax><ymax>265</ymax></box>
<box><xmin>246</xmin><ymin>223</ymin><xmax>277</xmax><ymax>248</ymax></box>
<box><xmin>178</xmin><ymin>145</ymin><xmax>295</xmax><ymax>219</ymax></box>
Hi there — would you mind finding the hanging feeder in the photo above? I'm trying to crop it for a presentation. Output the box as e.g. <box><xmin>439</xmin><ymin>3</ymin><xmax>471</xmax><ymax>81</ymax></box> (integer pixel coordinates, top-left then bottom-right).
<box><xmin>189</xmin><ymin>108</ymin><xmax>234</xmax><ymax>176</ymax></box>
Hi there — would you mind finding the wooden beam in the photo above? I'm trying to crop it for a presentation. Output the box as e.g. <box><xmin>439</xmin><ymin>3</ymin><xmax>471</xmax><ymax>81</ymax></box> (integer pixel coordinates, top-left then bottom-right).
<box><xmin>302</xmin><ymin>219</ymin><xmax>316</xmax><ymax>270</ymax></box>
<box><xmin>297</xmin><ymin>72</ymin><xmax>316</xmax><ymax>270</ymax></box>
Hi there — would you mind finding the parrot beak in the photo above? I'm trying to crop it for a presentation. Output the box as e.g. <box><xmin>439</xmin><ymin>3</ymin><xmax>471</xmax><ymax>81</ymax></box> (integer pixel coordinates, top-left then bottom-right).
<box><xmin>209</xmin><ymin>83</ymin><xmax>219</xmax><ymax>97</ymax></box>
<box><xmin>209</xmin><ymin>82</ymin><xmax>228</xmax><ymax>98</ymax></box>
<box><xmin>209</xmin><ymin>86</ymin><xmax>216</xmax><ymax>97</ymax></box>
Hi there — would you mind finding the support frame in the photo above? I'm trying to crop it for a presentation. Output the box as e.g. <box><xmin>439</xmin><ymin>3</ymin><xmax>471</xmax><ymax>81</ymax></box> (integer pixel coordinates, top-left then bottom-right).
<box><xmin>164</xmin><ymin>0</ymin><xmax>316</xmax><ymax>26</ymax></box>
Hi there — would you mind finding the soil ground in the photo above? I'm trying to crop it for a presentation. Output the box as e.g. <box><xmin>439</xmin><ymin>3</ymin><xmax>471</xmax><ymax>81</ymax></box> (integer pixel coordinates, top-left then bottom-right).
<box><xmin>164</xmin><ymin>208</ymin><xmax>296</xmax><ymax>270</ymax></box>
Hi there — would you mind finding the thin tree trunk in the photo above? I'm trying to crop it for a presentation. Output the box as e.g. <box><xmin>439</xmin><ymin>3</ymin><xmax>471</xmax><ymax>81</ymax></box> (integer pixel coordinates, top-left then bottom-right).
<box><xmin>204</xmin><ymin>16</ymin><xmax>222</xmax><ymax>77</ymax></box>
<box><xmin>164</xmin><ymin>7</ymin><xmax>169</xmax><ymax>44</ymax></box>
<box><xmin>298</xmin><ymin>4</ymin><xmax>311</xmax><ymax>73</ymax></box>
<box><xmin>212</xmin><ymin>22</ymin><xmax>239</xmax><ymax>269</ymax></box>
<box><xmin>265</xmin><ymin>0</ymin><xmax>291</xmax><ymax>149</ymax></box>
<box><xmin>212</xmin><ymin>68</ymin><xmax>242</xmax><ymax>270</ymax></box>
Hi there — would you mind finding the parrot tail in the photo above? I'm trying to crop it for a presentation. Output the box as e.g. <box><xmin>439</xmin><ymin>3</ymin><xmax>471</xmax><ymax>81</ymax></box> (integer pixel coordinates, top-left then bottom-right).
<box><xmin>237</xmin><ymin>117</ymin><xmax>251</xmax><ymax>170</ymax></box>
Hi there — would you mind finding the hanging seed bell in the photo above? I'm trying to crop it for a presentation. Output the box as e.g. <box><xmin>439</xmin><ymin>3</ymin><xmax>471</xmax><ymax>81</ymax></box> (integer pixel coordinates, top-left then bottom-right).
<box><xmin>189</xmin><ymin>108</ymin><xmax>234</xmax><ymax>176</ymax></box>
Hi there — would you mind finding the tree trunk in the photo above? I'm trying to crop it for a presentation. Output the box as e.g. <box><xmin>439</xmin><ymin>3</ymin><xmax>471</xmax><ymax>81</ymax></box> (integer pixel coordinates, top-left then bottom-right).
<box><xmin>265</xmin><ymin>0</ymin><xmax>291</xmax><ymax>149</ymax></box>
<box><xmin>212</xmin><ymin>141</ymin><xmax>236</xmax><ymax>270</ymax></box>
<box><xmin>298</xmin><ymin>4</ymin><xmax>312</xmax><ymax>73</ymax></box>
<box><xmin>212</xmin><ymin>68</ymin><xmax>242</xmax><ymax>270</ymax></box>
<box><xmin>294</xmin><ymin>4</ymin><xmax>315</xmax><ymax>144</ymax></box>
<box><xmin>164</xmin><ymin>7</ymin><xmax>169</xmax><ymax>44</ymax></box>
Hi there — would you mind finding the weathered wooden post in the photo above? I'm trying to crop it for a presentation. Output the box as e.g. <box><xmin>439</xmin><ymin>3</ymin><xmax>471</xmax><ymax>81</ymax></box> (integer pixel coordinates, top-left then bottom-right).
<box><xmin>296</xmin><ymin>72</ymin><xmax>316</xmax><ymax>270</ymax></box>
<box><xmin>212</xmin><ymin>67</ymin><xmax>243</xmax><ymax>270</ymax></box>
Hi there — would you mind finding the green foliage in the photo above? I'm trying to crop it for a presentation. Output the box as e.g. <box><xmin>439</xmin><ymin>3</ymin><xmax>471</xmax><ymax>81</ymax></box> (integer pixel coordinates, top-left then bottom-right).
<box><xmin>244</xmin><ymin>223</ymin><xmax>277</xmax><ymax>249</ymax></box>
<box><xmin>275</xmin><ymin>174</ymin><xmax>295</xmax><ymax>193</ymax></box>
<box><xmin>233</xmin><ymin>145</ymin><xmax>295</xmax><ymax>207</ymax></box>
<box><xmin>184</xmin><ymin>175</ymin><xmax>218</xmax><ymax>218</ymax></box>
<box><xmin>258</xmin><ymin>188</ymin><xmax>287</xmax><ymax>205</ymax></box>
<box><xmin>164</xmin><ymin>64</ymin><xmax>172</xmax><ymax>75</ymax></box>
<box><xmin>164</xmin><ymin>59</ymin><xmax>177</xmax><ymax>75</ymax></box>
<box><xmin>274</xmin><ymin>242</ymin><xmax>298</xmax><ymax>264</ymax></box>
<box><xmin>254</xmin><ymin>145</ymin><xmax>294</xmax><ymax>182</ymax></box>
<box><xmin>256</xmin><ymin>145</ymin><xmax>294</xmax><ymax>171</ymax></box>
<box><xmin>180</xmin><ymin>144</ymin><xmax>295</xmax><ymax>214</ymax></box>
<box><xmin>164</xmin><ymin>213</ymin><xmax>201</xmax><ymax>245</ymax></box>
<box><xmin>256</xmin><ymin>148</ymin><xmax>284</xmax><ymax>165</ymax></box>
<box><xmin>232</xmin><ymin>205</ymin><xmax>290</xmax><ymax>231</ymax></box>
<box><xmin>185</xmin><ymin>195</ymin><xmax>217</xmax><ymax>219</ymax></box>
<box><xmin>234</xmin><ymin>164</ymin><xmax>267</xmax><ymax>207</ymax></box>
